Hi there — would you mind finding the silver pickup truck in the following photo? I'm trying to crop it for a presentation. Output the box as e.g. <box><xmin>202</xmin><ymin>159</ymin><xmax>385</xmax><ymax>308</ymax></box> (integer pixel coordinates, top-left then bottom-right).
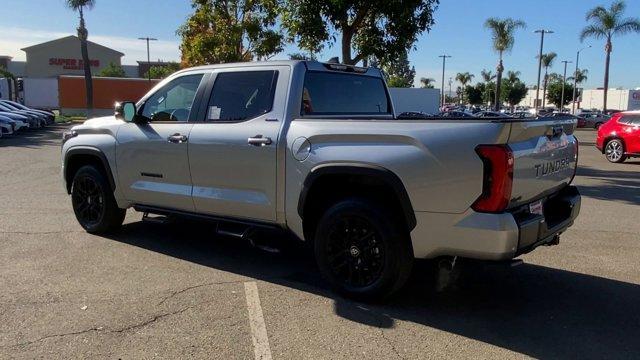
<box><xmin>61</xmin><ymin>61</ymin><xmax>580</xmax><ymax>300</ymax></box>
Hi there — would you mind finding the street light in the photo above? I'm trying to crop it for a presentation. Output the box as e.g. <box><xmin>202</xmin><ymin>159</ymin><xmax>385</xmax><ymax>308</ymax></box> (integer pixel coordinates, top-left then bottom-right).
<box><xmin>572</xmin><ymin>45</ymin><xmax>592</xmax><ymax>114</ymax></box>
<box><xmin>439</xmin><ymin>54</ymin><xmax>451</xmax><ymax>108</ymax></box>
<box><xmin>534</xmin><ymin>29</ymin><xmax>554</xmax><ymax>112</ymax></box>
<box><xmin>560</xmin><ymin>60</ymin><xmax>572</xmax><ymax>112</ymax></box>
<box><xmin>138</xmin><ymin>37</ymin><xmax>158</xmax><ymax>81</ymax></box>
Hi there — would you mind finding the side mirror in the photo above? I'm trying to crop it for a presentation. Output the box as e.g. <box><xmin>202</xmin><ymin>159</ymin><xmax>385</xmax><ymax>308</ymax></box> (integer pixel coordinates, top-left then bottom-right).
<box><xmin>114</xmin><ymin>101</ymin><xmax>138</xmax><ymax>122</ymax></box>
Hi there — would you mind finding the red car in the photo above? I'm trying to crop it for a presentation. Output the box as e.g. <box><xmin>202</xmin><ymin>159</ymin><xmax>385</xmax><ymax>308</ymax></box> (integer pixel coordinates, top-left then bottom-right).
<box><xmin>596</xmin><ymin>111</ymin><xmax>640</xmax><ymax>163</ymax></box>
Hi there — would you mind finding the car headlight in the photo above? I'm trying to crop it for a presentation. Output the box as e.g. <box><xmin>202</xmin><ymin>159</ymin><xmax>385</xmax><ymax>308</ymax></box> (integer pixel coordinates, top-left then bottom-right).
<box><xmin>62</xmin><ymin>130</ymin><xmax>78</xmax><ymax>144</ymax></box>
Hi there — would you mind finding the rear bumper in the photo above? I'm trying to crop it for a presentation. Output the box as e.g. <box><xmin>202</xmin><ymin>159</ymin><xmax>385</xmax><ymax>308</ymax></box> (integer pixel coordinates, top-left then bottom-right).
<box><xmin>410</xmin><ymin>186</ymin><xmax>581</xmax><ymax>260</ymax></box>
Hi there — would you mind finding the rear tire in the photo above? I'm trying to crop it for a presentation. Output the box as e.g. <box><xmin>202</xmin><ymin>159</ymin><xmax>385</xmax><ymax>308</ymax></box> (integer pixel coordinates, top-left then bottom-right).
<box><xmin>71</xmin><ymin>165</ymin><xmax>125</xmax><ymax>233</ymax></box>
<box><xmin>314</xmin><ymin>198</ymin><xmax>413</xmax><ymax>301</ymax></box>
<box><xmin>605</xmin><ymin>139</ymin><xmax>626</xmax><ymax>163</ymax></box>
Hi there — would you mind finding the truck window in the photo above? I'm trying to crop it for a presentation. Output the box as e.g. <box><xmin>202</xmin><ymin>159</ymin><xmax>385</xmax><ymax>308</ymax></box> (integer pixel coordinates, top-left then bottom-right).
<box><xmin>140</xmin><ymin>74</ymin><xmax>204</xmax><ymax>122</ymax></box>
<box><xmin>206</xmin><ymin>71</ymin><xmax>278</xmax><ymax>122</ymax></box>
<box><xmin>302</xmin><ymin>72</ymin><xmax>390</xmax><ymax>115</ymax></box>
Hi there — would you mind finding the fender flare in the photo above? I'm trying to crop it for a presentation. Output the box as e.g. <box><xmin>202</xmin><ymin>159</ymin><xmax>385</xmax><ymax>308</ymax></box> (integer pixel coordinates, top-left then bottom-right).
<box><xmin>297</xmin><ymin>163</ymin><xmax>416</xmax><ymax>230</ymax></box>
<box><xmin>64</xmin><ymin>147</ymin><xmax>116</xmax><ymax>193</ymax></box>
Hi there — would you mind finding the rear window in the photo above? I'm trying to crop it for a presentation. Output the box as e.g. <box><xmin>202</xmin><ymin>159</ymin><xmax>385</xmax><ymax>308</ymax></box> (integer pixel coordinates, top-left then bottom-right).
<box><xmin>619</xmin><ymin>114</ymin><xmax>640</xmax><ymax>125</ymax></box>
<box><xmin>302</xmin><ymin>72</ymin><xmax>390</xmax><ymax>115</ymax></box>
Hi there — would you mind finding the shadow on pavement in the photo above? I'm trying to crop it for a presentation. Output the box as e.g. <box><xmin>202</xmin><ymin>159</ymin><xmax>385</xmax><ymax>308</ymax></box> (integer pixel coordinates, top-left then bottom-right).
<box><xmin>576</xmin><ymin>165</ymin><xmax>640</xmax><ymax>206</ymax></box>
<box><xmin>105</xmin><ymin>220</ymin><xmax>640</xmax><ymax>359</ymax></box>
<box><xmin>0</xmin><ymin>124</ymin><xmax>70</xmax><ymax>148</ymax></box>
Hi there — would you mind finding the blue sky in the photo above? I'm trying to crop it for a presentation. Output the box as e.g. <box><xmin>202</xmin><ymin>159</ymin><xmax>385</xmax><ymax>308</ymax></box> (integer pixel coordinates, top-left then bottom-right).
<box><xmin>1</xmin><ymin>0</ymin><xmax>639</xmax><ymax>90</ymax></box>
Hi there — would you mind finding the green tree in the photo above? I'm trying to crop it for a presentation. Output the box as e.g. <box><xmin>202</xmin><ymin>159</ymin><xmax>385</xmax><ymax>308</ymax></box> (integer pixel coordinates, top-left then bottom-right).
<box><xmin>546</xmin><ymin>81</ymin><xmax>575</xmax><ymax>108</ymax></box>
<box><xmin>65</xmin><ymin>0</ymin><xmax>95</xmax><ymax>116</ymax></box>
<box><xmin>98</xmin><ymin>62</ymin><xmax>126</xmax><ymax>77</ymax></box>
<box><xmin>455</xmin><ymin>72</ymin><xmax>474</xmax><ymax>104</ymax></box>
<box><xmin>464</xmin><ymin>83</ymin><xmax>484</xmax><ymax>105</ymax></box>
<box><xmin>484</xmin><ymin>17</ymin><xmax>526</xmax><ymax>111</ymax></box>
<box><xmin>145</xmin><ymin>62</ymin><xmax>181</xmax><ymax>79</ymax></box>
<box><xmin>480</xmin><ymin>69</ymin><xmax>496</xmax><ymax>83</ymax></box>
<box><xmin>178</xmin><ymin>0</ymin><xmax>283</xmax><ymax>66</ymax></box>
<box><xmin>501</xmin><ymin>72</ymin><xmax>527</xmax><ymax>111</ymax></box>
<box><xmin>419</xmin><ymin>77</ymin><xmax>435</xmax><ymax>88</ymax></box>
<box><xmin>281</xmin><ymin>0</ymin><xmax>439</xmax><ymax>65</ymax></box>
<box><xmin>538</xmin><ymin>52</ymin><xmax>557</xmax><ymax>107</ymax></box>
<box><xmin>383</xmin><ymin>52</ymin><xmax>415</xmax><ymax>88</ymax></box>
<box><xmin>580</xmin><ymin>0</ymin><xmax>640</xmax><ymax>111</ymax></box>
<box><xmin>288</xmin><ymin>52</ymin><xmax>316</xmax><ymax>60</ymax></box>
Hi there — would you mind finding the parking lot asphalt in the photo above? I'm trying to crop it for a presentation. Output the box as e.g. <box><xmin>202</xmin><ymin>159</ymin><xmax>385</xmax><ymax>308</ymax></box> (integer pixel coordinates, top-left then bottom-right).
<box><xmin>1</xmin><ymin>125</ymin><xmax>639</xmax><ymax>359</ymax></box>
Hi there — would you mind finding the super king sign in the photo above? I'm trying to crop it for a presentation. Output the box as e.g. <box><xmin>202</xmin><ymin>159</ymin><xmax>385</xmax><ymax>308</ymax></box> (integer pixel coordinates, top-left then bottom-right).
<box><xmin>631</xmin><ymin>91</ymin><xmax>640</xmax><ymax>110</ymax></box>
<box><xmin>49</xmin><ymin>58</ymin><xmax>100</xmax><ymax>70</ymax></box>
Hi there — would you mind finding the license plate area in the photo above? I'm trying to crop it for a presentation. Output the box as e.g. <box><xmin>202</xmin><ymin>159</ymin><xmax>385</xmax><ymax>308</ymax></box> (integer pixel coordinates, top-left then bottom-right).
<box><xmin>529</xmin><ymin>200</ymin><xmax>543</xmax><ymax>215</ymax></box>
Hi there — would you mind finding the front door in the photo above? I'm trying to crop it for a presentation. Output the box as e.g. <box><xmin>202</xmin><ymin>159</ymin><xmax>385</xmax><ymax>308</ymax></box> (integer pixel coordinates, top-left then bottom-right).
<box><xmin>116</xmin><ymin>73</ymin><xmax>206</xmax><ymax>211</ymax></box>
<box><xmin>188</xmin><ymin>67</ymin><xmax>289</xmax><ymax>222</ymax></box>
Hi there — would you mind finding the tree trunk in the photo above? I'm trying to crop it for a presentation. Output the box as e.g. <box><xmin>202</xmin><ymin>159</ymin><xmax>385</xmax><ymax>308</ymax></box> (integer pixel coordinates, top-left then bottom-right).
<box><xmin>341</xmin><ymin>27</ymin><xmax>354</xmax><ymax>65</ymax></box>
<box><xmin>603</xmin><ymin>40</ymin><xmax>612</xmax><ymax>112</ymax></box>
<box><xmin>494</xmin><ymin>55</ymin><xmax>503</xmax><ymax>111</ymax></box>
<box><xmin>78</xmin><ymin>8</ymin><xmax>93</xmax><ymax>118</ymax></box>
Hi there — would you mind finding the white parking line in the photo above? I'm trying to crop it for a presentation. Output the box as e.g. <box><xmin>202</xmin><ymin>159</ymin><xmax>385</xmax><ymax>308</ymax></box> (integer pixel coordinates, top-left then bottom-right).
<box><xmin>244</xmin><ymin>281</ymin><xmax>273</xmax><ymax>360</ymax></box>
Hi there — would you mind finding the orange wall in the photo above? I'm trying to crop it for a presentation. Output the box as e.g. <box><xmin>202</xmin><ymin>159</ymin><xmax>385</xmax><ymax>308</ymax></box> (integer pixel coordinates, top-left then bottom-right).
<box><xmin>59</xmin><ymin>76</ymin><xmax>160</xmax><ymax>109</ymax></box>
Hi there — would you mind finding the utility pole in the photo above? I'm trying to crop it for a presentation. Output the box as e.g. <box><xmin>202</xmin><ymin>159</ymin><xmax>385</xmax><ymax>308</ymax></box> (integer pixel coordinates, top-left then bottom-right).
<box><xmin>448</xmin><ymin>77</ymin><xmax>453</xmax><ymax>104</ymax></box>
<box><xmin>138</xmin><ymin>37</ymin><xmax>158</xmax><ymax>81</ymax></box>
<box><xmin>572</xmin><ymin>45</ymin><xmax>591</xmax><ymax>114</ymax></box>
<box><xmin>534</xmin><ymin>30</ymin><xmax>553</xmax><ymax>113</ymax></box>
<box><xmin>439</xmin><ymin>54</ymin><xmax>451</xmax><ymax>109</ymax></box>
<box><xmin>560</xmin><ymin>60</ymin><xmax>572</xmax><ymax>112</ymax></box>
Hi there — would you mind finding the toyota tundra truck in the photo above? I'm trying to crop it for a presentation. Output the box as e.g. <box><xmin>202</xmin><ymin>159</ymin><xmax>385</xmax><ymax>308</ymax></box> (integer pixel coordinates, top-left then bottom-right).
<box><xmin>61</xmin><ymin>61</ymin><xmax>580</xmax><ymax>300</ymax></box>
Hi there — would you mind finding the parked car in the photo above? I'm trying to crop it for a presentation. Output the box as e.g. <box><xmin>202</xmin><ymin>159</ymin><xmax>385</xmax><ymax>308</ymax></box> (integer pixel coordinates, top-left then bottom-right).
<box><xmin>0</xmin><ymin>115</ymin><xmax>16</xmax><ymax>136</ymax></box>
<box><xmin>0</xmin><ymin>102</ymin><xmax>48</xmax><ymax>128</ymax></box>
<box><xmin>62</xmin><ymin>60</ymin><xmax>580</xmax><ymax>300</ymax></box>
<box><xmin>581</xmin><ymin>113</ymin><xmax>611</xmax><ymax>129</ymax></box>
<box><xmin>0</xmin><ymin>109</ymin><xmax>29</xmax><ymax>131</ymax></box>
<box><xmin>0</xmin><ymin>100</ymin><xmax>55</xmax><ymax>125</ymax></box>
<box><xmin>596</xmin><ymin>111</ymin><xmax>640</xmax><ymax>163</ymax></box>
<box><xmin>440</xmin><ymin>110</ymin><xmax>474</xmax><ymax>118</ymax></box>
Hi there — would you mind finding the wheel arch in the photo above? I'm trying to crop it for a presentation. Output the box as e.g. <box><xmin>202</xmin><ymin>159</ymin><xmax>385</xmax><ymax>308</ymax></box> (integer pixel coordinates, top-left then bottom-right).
<box><xmin>64</xmin><ymin>147</ymin><xmax>116</xmax><ymax>194</ymax></box>
<box><xmin>297</xmin><ymin>163</ymin><xmax>416</xmax><ymax>242</ymax></box>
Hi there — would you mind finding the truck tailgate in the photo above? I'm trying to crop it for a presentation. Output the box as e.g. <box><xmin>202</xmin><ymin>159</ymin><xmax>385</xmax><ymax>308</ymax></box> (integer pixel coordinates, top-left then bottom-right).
<box><xmin>507</xmin><ymin>118</ymin><xmax>578</xmax><ymax>209</ymax></box>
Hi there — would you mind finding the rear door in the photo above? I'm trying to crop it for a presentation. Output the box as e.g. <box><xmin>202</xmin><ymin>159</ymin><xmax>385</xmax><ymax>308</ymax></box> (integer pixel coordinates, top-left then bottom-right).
<box><xmin>188</xmin><ymin>66</ymin><xmax>289</xmax><ymax>222</ymax></box>
<box><xmin>507</xmin><ymin>118</ymin><xmax>578</xmax><ymax>208</ymax></box>
<box><xmin>115</xmin><ymin>72</ymin><xmax>207</xmax><ymax>211</ymax></box>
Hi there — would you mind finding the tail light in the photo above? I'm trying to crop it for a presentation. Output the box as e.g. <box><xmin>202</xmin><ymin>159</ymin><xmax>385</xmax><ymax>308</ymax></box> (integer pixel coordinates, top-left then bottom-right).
<box><xmin>472</xmin><ymin>145</ymin><xmax>514</xmax><ymax>213</ymax></box>
<box><xmin>569</xmin><ymin>138</ymin><xmax>579</xmax><ymax>184</ymax></box>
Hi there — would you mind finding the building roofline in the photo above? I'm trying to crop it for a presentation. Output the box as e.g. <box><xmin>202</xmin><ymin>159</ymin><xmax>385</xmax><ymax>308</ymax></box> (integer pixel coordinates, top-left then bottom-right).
<box><xmin>21</xmin><ymin>35</ymin><xmax>124</xmax><ymax>57</ymax></box>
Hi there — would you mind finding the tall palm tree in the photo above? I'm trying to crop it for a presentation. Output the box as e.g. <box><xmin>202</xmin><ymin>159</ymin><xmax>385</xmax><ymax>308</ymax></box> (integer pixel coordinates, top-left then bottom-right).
<box><xmin>65</xmin><ymin>0</ymin><xmax>95</xmax><ymax>116</ymax></box>
<box><xmin>581</xmin><ymin>1</ymin><xmax>640</xmax><ymax>111</ymax></box>
<box><xmin>539</xmin><ymin>52</ymin><xmax>557</xmax><ymax>107</ymax></box>
<box><xmin>455</xmin><ymin>72</ymin><xmax>474</xmax><ymax>104</ymax></box>
<box><xmin>484</xmin><ymin>17</ymin><xmax>526</xmax><ymax>111</ymax></box>
<box><xmin>419</xmin><ymin>77</ymin><xmax>435</xmax><ymax>89</ymax></box>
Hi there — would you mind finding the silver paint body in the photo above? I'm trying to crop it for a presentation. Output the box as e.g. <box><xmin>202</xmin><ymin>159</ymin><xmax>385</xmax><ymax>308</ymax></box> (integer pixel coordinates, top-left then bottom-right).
<box><xmin>62</xmin><ymin>61</ymin><xmax>578</xmax><ymax>260</ymax></box>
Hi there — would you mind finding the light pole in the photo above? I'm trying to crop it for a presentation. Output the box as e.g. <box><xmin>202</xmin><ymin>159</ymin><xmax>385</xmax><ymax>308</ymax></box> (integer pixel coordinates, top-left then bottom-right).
<box><xmin>534</xmin><ymin>29</ymin><xmax>553</xmax><ymax>113</ymax></box>
<box><xmin>448</xmin><ymin>77</ymin><xmax>453</xmax><ymax>103</ymax></box>
<box><xmin>439</xmin><ymin>54</ymin><xmax>451</xmax><ymax>109</ymax></box>
<box><xmin>138</xmin><ymin>37</ymin><xmax>158</xmax><ymax>81</ymax></box>
<box><xmin>572</xmin><ymin>45</ymin><xmax>591</xmax><ymax>114</ymax></box>
<box><xmin>560</xmin><ymin>60</ymin><xmax>572</xmax><ymax>112</ymax></box>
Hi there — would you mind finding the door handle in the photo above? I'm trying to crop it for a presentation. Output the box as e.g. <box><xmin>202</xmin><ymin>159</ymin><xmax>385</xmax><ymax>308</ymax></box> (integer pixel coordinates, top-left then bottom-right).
<box><xmin>167</xmin><ymin>133</ymin><xmax>188</xmax><ymax>143</ymax></box>
<box><xmin>248</xmin><ymin>135</ymin><xmax>272</xmax><ymax>146</ymax></box>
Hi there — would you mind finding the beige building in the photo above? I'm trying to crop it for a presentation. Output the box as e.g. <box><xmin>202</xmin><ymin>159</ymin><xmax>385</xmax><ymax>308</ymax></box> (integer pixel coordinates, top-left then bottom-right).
<box><xmin>20</xmin><ymin>35</ymin><xmax>124</xmax><ymax>78</ymax></box>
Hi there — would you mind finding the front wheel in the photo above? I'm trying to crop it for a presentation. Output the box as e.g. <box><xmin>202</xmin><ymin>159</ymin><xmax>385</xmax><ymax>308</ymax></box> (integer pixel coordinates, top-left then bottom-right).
<box><xmin>605</xmin><ymin>139</ymin><xmax>626</xmax><ymax>163</ymax></box>
<box><xmin>314</xmin><ymin>198</ymin><xmax>413</xmax><ymax>301</ymax></box>
<box><xmin>71</xmin><ymin>165</ymin><xmax>125</xmax><ymax>233</ymax></box>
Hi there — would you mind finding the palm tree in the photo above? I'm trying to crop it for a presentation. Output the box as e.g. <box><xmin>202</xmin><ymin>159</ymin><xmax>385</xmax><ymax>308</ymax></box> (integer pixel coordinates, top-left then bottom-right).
<box><xmin>480</xmin><ymin>69</ymin><xmax>496</xmax><ymax>83</ymax></box>
<box><xmin>568</xmin><ymin>68</ymin><xmax>589</xmax><ymax>85</ymax></box>
<box><xmin>419</xmin><ymin>77</ymin><xmax>435</xmax><ymax>89</ymax></box>
<box><xmin>505</xmin><ymin>70</ymin><xmax>521</xmax><ymax>83</ymax></box>
<box><xmin>484</xmin><ymin>17</ymin><xmax>526</xmax><ymax>111</ymax></box>
<box><xmin>455</xmin><ymin>72</ymin><xmax>474</xmax><ymax>104</ymax></box>
<box><xmin>580</xmin><ymin>1</ymin><xmax>640</xmax><ymax>111</ymax></box>
<box><xmin>65</xmin><ymin>0</ymin><xmax>95</xmax><ymax>117</ymax></box>
<box><xmin>539</xmin><ymin>52</ymin><xmax>557</xmax><ymax>107</ymax></box>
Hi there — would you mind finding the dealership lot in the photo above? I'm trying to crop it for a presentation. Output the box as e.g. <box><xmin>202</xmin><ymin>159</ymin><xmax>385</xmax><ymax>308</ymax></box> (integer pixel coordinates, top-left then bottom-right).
<box><xmin>1</xmin><ymin>126</ymin><xmax>639</xmax><ymax>359</ymax></box>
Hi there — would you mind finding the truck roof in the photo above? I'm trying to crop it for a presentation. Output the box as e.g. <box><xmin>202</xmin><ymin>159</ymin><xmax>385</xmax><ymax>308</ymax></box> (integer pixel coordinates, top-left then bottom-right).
<box><xmin>178</xmin><ymin>60</ymin><xmax>384</xmax><ymax>78</ymax></box>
